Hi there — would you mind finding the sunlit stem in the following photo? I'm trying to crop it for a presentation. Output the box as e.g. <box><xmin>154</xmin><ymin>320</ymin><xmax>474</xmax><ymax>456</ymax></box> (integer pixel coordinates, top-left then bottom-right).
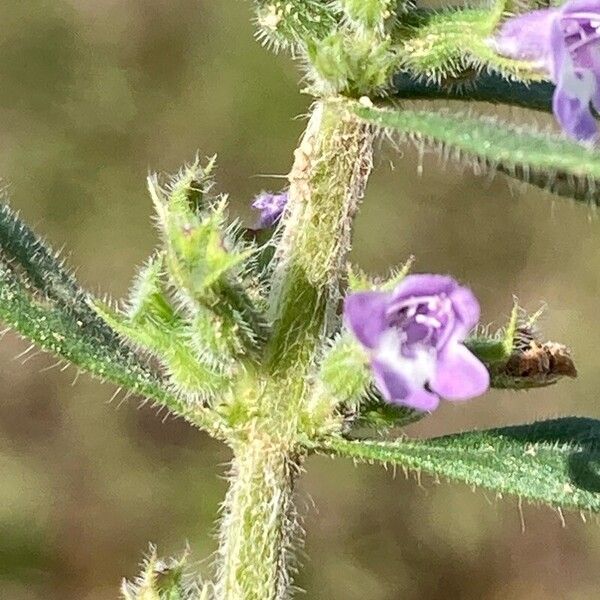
<box><xmin>215</xmin><ymin>98</ymin><xmax>375</xmax><ymax>598</ymax></box>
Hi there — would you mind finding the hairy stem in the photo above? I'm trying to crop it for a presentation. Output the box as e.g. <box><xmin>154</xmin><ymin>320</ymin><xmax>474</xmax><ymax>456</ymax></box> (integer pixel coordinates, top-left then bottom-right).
<box><xmin>217</xmin><ymin>439</ymin><xmax>300</xmax><ymax>600</ymax></box>
<box><xmin>215</xmin><ymin>99</ymin><xmax>375</xmax><ymax>598</ymax></box>
<box><xmin>267</xmin><ymin>99</ymin><xmax>374</xmax><ymax>369</ymax></box>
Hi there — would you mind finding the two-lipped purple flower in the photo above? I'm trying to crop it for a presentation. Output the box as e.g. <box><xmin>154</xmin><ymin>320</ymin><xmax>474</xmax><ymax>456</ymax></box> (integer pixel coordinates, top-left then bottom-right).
<box><xmin>344</xmin><ymin>274</ymin><xmax>489</xmax><ymax>412</ymax></box>
<box><xmin>490</xmin><ymin>0</ymin><xmax>600</xmax><ymax>142</ymax></box>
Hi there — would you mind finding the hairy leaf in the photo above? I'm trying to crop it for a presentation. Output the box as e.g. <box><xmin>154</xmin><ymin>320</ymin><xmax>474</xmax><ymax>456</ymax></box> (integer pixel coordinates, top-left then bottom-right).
<box><xmin>0</xmin><ymin>258</ymin><xmax>195</xmax><ymax>420</ymax></box>
<box><xmin>0</xmin><ymin>201</ymin><xmax>125</xmax><ymax>348</ymax></box>
<box><xmin>392</xmin><ymin>71</ymin><xmax>553</xmax><ymax>112</ymax></box>
<box><xmin>254</xmin><ymin>0</ymin><xmax>339</xmax><ymax>50</ymax></box>
<box><xmin>93</xmin><ymin>300</ymin><xmax>228</xmax><ymax>397</ymax></box>
<box><xmin>150</xmin><ymin>166</ymin><xmax>269</xmax><ymax>352</ymax></box>
<box><xmin>319</xmin><ymin>417</ymin><xmax>600</xmax><ymax>511</ymax></box>
<box><xmin>352</xmin><ymin>102</ymin><xmax>600</xmax><ymax>203</ymax></box>
<box><xmin>394</xmin><ymin>6</ymin><xmax>542</xmax><ymax>83</ymax></box>
<box><xmin>0</xmin><ymin>202</ymin><xmax>225</xmax><ymax>426</ymax></box>
<box><xmin>340</xmin><ymin>0</ymin><xmax>397</xmax><ymax>29</ymax></box>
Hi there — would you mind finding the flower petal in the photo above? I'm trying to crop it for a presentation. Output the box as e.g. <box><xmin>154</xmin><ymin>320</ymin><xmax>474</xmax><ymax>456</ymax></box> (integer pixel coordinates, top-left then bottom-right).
<box><xmin>552</xmin><ymin>73</ymin><xmax>598</xmax><ymax>140</ymax></box>
<box><xmin>401</xmin><ymin>388</ymin><xmax>441</xmax><ymax>412</ymax></box>
<box><xmin>252</xmin><ymin>191</ymin><xmax>288</xmax><ymax>228</ymax></box>
<box><xmin>430</xmin><ymin>343</ymin><xmax>490</xmax><ymax>400</ymax></box>
<box><xmin>550</xmin><ymin>13</ymin><xmax>599</xmax><ymax>140</ymax></box>
<box><xmin>391</xmin><ymin>274</ymin><xmax>458</xmax><ymax>302</ymax></box>
<box><xmin>343</xmin><ymin>291</ymin><xmax>390</xmax><ymax>349</ymax></box>
<box><xmin>489</xmin><ymin>8</ymin><xmax>556</xmax><ymax>73</ymax></box>
<box><xmin>560</xmin><ymin>0</ymin><xmax>600</xmax><ymax>17</ymax></box>
<box><xmin>371</xmin><ymin>357</ymin><xmax>440</xmax><ymax>411</ymax></box>
<box><xmin>448</xmin><ymin>285</ymin><xmax>481</xmax><ymax>338</ymax></box>
<box><xmin>592</xmin><ymin>73</ymin><xmax>600</xmax><ymax>112</ymax></box>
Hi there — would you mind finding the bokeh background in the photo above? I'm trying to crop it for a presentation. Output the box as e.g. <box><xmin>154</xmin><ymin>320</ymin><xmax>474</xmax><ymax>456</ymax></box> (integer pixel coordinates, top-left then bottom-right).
<box><xmin>1</xmin><ymin>1</ymin><xmax>599</xmax><ymax>598</ymax></box>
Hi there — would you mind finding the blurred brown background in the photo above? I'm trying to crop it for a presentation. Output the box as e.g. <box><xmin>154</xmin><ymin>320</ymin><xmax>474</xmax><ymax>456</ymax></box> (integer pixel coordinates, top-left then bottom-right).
<box><xmin>0</xmin><ymin>1</ymin><xmax>599</xmax><ymax>598</ymax></box>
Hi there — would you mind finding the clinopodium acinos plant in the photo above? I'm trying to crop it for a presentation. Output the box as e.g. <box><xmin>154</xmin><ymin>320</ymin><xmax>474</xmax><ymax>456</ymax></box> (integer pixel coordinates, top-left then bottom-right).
<box><xmin>2</xmin><ymin>0</ymin><xmax>600</xmax><ymax>598</ymax></box>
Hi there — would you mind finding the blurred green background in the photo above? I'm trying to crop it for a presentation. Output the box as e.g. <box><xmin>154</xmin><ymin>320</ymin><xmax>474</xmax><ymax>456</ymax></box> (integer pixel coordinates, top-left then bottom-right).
<box><xmin>1</xmin><ymin>1</ymin><xmax>599</xmax><ymax>598</ymax></box>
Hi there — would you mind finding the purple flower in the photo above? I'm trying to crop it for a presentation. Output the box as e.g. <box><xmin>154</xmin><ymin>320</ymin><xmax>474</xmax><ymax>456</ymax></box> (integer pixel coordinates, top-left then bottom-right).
<box><xmin>252</xmin><ymin>190</ymin><xmax>288</xmax><ymax>229</ymax></box>
<box><xmin>490</xmin><ymin>0</ymin><xmax>600</xmax><ymax>142</ymax></box>
<box><xmin>343</xmin><ymin>274</ymin><xmax>489</xmax><ymax>411</ymax></box>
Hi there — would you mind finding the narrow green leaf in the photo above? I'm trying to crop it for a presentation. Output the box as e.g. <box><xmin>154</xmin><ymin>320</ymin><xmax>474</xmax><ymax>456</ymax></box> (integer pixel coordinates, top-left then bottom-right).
<box><xmin>0</xmin><ymin>201</ymin><xmax>123</xmax><ymax>348</ymax></box>
<box><xmin>389</xmin><ymin>74</ymin><xmax>597</xmax><ymax>200</ymax></box>
<box><xmin>392</xmin><ymin>71</ymin><xmax>553</xmax><ymax>112</ymax></box>
<box><xmin>93</xmin><ymin>300</ymin><xmax>228</xmax><ymax>397</ymax></box>
<box><xmin>254</xmin><ymin>0</ymin><xmax>339</xmax><ymax>50</ymax></box>
<box><xmin>0</xmin><ymin>202</ymin><xmax>226</xmax><ymax>427</ymax></box>
<box><xmin>394</xmin><ymin>6</ymin><xmax>540</xmax><ymax>83</ymax></box>
<box><xmin>319</xmin><ymin>417</ymin><xmax>600</xmax><ymax>511</ymax></box>
<box><xmin>0</xmin><ymin>258</ymin><xmax>199</xmax><ymax>423</ymax></box>
<box><xmin>352</xmin><ymin>102</ymin><xmax>600</xmax><ymax>203</ymax></box>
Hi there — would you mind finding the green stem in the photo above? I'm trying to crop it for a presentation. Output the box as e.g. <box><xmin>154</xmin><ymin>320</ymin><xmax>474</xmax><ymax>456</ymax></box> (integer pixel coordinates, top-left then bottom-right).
<box><xmin>215</xmin><ymin>99</ymin><xmax>375</xmax><ymax>598</ymax></box>
<box><xmin>216</xmin><ymin>439</ymin><xmax>300</xmax><ymax>600</ymax></box>
<box><xmin>267</xmin><ymin>99</ymin><xmax>374</xmax><ymax>369</ymax></box>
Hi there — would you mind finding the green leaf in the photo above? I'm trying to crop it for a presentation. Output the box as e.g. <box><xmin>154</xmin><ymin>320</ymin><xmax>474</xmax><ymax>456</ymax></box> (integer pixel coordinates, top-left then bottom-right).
<box><xmin>125</xmin><ymin>253</ymin><xmax>176</xmax><ymax>324</ymax></box>
<box><xmin>0</xmin><ymin>201</ymin><xmax>124</xmax><ymax>348</ymax></box>
<box><xmin>394</xmin><ymin>6</ymin><xmax>541</xmax><ymax>83</ymax></box>
<box><xmin>254</xmin><ymin>0</ymin><xmax>339</xmax><ymax>50</ymax></box>
<box><xmin>390</xmin><ymin>74</ymin><xmax>599</xmax><ymax>200</ymax></box>
<box><xmin>319</xmin><ymin>417</ymin><xmax>600</xmax><ymax>511</ymax></box>
<box><xmin>93</xmin><ymin>300</ymin><xmax>228</xmax><ymax>397</ymax></box>
<box><xmin>149</xmin><ymin>164</ymin><xmax>269</xmax><ymax>353</ymax></box>
<box><xmin>0</xmin><ymin>258</ymin><xmax>193</xmax><ymax>421</ymax></box>
<box><xmin>0</xmin><ymin>202</ymin><xmax>227</xmax><ymax>428</ymax></box>
<box><xmin>392</xmin><ymin>71</ymin><xmax>553</xmax><ymax>112</ymax></box>
<box><xmin>307</xmin><ymin>29</ymin><xmax>396</xmax><ymax>95</ymax></box>
<box><xmin>340</xmin><ymin>0</ymin><xmax>396</xmax><ymax>29</ymax></box>
<box><xmin>352</xmin><ymin>102</ymin><xmax>600</xmax><ymax>204</ymax></box>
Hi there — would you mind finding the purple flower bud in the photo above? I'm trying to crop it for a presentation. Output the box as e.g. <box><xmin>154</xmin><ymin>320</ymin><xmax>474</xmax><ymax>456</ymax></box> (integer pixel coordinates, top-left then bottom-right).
<box><xmin>343</xmin><ymin>274</ymin><xmax>489</xmax><ymax>412</ymax></box>
<box><xmin>490</xmin><ymin>0</ymin><xmax>600</xmax><ymax>142</ymax></box>
<box><xmin>252</xmin><ymin>190</ymin><xmax>288</xmax><ymax>229</ymax></box>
